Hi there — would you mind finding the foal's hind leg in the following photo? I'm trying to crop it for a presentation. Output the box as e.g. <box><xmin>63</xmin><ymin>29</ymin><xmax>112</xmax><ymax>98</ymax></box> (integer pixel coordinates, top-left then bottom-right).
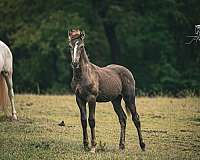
<box><xmin>111</xmin><ymin>96</ymin><xmax>127</xmax><ymax>150</ymax></box>
<box><xmin>123</xmin><ymin>95</ymin><xmax>145</xmax><ymax>151</ymax></box>
<box><xmin>2</xmin><ymin>71</ymin><xmax>17</xmax><ymax>120</ymax></box>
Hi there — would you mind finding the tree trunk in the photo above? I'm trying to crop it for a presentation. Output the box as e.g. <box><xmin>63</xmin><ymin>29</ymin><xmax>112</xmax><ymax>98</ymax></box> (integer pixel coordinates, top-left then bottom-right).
<box><xmin>103</xmin><ymin>22</ymin><xmax>121</xmax><ymax>63</ymax></box>
<box><xmin>91</xmin><ymin>0</ymin><xmax>121</xmax><ymax>63</ymax></box>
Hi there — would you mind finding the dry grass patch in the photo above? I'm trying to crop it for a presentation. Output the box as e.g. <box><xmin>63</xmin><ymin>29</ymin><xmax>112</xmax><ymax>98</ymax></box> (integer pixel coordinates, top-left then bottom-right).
<box><xmin>0</xmin><ymin>95</ymin><xmax>199</xmax><ymax>159</ymax></box>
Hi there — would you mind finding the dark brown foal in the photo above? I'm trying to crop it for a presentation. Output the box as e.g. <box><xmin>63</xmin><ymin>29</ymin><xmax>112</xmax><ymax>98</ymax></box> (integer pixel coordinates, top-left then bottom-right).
<box><xmin>68</xmin><ymin>29</ymin><xmax>145</xmax><ymax>153</ymax></box>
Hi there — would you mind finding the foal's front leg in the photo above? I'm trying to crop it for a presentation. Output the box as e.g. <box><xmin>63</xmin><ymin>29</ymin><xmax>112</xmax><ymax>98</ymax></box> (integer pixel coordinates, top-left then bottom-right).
<box><xmin>88</xmin><ymin>95</ymin><xmax>97</xmax><ymax>153</ymax></box>
<box><xmin>76</xmin><ymin>96</ymin><xmax>89</xmax><ymax>149</ymax></box>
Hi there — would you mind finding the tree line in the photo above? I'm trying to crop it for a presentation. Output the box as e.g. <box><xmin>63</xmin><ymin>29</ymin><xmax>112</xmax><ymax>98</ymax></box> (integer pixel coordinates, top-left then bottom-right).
<box><xmin>0</xmin><ymin>0</ymin><xmax>199</xmax><ymax>96</ymax></box>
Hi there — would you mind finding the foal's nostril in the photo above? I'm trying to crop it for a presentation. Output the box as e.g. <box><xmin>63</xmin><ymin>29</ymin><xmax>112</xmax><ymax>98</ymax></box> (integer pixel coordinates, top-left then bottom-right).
<box><xmin>72</xmin><ymin>62</ymin><xmax>79</xmax><ymax>68</ymax></box>
<box><xmin>74</xmin><ymin>62</ymin><xmax>78</xmax><ymax>67</ymax></box>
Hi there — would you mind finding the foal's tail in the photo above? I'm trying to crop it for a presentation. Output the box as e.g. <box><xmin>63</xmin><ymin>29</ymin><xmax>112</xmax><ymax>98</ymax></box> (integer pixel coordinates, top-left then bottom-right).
<box><xmin>124</xmin><ymin>94</ymin><xmax>136</xmax><ymax>116</ymax></box>
<box><xmin>123</xmin><ymin>84</ymin><xmax>136</xmax><ymax>117</ymax></box>
<box><xmin>0</xmin><ymin>74</ymin><xmax>8</xmax><ymax>112</ymax></box>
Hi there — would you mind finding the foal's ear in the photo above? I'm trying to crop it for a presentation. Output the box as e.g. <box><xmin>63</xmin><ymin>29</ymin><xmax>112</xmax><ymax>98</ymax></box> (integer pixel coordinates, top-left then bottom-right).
<box><xmin>80</xmin><ymin>31</ymin><xmax>85</xmax><ymax>40</ymax></box>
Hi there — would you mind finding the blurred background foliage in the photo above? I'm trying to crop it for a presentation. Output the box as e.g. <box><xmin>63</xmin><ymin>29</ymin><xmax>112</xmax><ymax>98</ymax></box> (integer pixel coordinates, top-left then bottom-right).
<box><xmin>0</xmin><ymin>0</ymin><xmax>199</xmax><ymax>95</ymax></box>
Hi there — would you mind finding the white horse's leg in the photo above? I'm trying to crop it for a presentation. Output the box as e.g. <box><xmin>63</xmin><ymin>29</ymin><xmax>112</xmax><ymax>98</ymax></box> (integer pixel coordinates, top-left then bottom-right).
<box><xmin>2</xmin><ymin>72</ymin><xmax>17</xmax><ymax>120</ymax></box>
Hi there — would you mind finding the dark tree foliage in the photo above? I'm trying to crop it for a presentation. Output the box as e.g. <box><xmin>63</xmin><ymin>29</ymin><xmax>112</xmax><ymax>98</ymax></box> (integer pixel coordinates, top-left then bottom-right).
<box><xmin>0</xmin><ymin>0</ymin><xmax>199</xmax><ymax>95</ymax></box>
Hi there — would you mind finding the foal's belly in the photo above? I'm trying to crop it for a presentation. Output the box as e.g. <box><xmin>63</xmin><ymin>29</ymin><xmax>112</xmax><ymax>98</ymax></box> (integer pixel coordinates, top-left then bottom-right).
<box><xmin>96</xmin><ymin>72</ymin><xmax>122</xmax><ymax>102</ymax></box>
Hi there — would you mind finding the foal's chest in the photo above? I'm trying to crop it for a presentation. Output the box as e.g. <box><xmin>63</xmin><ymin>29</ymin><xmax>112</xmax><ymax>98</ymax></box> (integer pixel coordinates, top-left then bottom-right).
<box><xmin>72</xmin><ymin>80</ymin><xmax>98</xmax><ymax>100</ymax></box>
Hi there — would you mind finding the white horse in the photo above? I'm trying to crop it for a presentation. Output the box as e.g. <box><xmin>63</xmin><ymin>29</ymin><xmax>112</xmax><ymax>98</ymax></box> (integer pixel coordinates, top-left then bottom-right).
<box><xmin>0</xmin><ymin>40</ymin><xmax>17</xmax><ymax>120</ymax></box>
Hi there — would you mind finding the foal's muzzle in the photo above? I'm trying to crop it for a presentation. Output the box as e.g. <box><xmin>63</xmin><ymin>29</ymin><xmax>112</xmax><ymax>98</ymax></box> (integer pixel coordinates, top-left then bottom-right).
<box><xmin>71</xmin><ymin>62</ymin><xmax>79</xmax><ymax>68</ymax></box>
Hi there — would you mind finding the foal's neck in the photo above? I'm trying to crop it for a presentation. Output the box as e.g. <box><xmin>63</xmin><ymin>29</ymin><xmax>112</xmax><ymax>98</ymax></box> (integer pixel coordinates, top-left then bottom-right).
<box><xmin>80</xmin><ymin>47</ymin><xmax>89</xmax><ymax>64</ymax></box>
<box><xmin>73</xmin><ymin>47</ymin><xmax>90</xmax><ymax>81</ymax></box>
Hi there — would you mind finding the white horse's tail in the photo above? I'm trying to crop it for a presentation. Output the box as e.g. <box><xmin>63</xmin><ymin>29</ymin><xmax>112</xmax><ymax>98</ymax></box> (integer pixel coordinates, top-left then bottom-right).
<box><xmin>0</xmin><ymin>74</ymin><xmax>8</xmax><ymax>112</ymax></box>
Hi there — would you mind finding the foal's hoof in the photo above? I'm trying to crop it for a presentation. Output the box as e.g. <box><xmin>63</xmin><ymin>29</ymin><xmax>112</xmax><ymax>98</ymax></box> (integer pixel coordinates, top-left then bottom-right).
<box><xmin>119</xmin><ymin>144</ymin><xmax>125</xmax><ymax>150</ymax></box>
<box><xmin>90</xmin><ymin>147</ymin><xmax>96</xmax><ymax>154</ymax></box>
<box><xmin>12</xmin><ymin>114</ymin><xmax>17</xmax><ymax>120</ymax></box>
<box><xmin>140</xmin><ymin>142</ymin><xmax>146</xmax><ymax>151</ymax></box>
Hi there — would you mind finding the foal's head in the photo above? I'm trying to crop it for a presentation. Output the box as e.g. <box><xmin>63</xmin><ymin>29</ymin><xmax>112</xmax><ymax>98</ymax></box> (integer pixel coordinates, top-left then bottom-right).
<box><xmin>68</xmin><ymin>29</ymin><xmax>85</xmax><ymax>68</ymax></box>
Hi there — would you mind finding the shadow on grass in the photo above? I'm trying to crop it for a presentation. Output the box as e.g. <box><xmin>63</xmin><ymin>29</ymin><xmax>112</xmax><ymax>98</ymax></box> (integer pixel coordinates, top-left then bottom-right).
<box><xmin>192</xmin><ymin>117</ymin><xmax>200</xmax><ymax>122</ymax></box>
<box><xmin>29</xmin><ymin>140</ymin><xmax>52</xmax><ymax>150</ymax></box>
<box><xmin>95</xmin><ymin>141</ymin><xmax>120</xmax><ymax>153</ymax></box>
<box><xmin>0</xmin><ymin>115</ymin><xmax>11</xmax><ymax>122</ymax></box>
<box><xmin>191</xmin><ymin>117</ymin><xmax>200</xmax><ymax>126</ymax></box>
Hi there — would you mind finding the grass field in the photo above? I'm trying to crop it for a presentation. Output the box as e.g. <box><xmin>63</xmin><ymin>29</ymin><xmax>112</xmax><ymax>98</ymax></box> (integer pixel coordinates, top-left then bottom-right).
<box><xmin>0</xmin><ymin>95</ymin><xmax>200</xmax><ymax>160</ymax></box>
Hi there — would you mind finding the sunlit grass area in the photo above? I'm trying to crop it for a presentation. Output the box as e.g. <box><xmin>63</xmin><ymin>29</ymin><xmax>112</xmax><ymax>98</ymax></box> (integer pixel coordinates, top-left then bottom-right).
<box><xmin>0</xmin><ymin>95</ymin><xmax>200</xmax><ymax>159</ymax></box>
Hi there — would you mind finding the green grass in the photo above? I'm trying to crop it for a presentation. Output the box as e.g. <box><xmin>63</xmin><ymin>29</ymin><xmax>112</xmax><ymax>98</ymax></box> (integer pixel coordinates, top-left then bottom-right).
<box><xmin>0</xmin><ymin>95</ymin><xmax>200</xmax><ymax>160</ymax></box>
